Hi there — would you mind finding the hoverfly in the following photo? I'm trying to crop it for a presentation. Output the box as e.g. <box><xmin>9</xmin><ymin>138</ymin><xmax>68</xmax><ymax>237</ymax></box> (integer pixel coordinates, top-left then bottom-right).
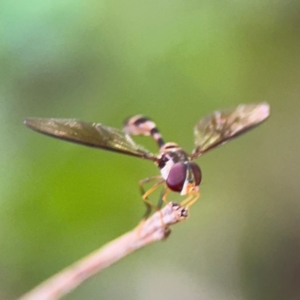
<box><xmin>24</xmin><ymin>103</ymin><xmax>270</xmax><ymax>219</ymax></box>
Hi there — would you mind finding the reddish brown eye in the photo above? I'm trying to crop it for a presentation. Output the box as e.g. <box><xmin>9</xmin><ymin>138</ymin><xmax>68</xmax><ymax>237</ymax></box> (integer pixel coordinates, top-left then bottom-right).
<box><xmin>166</xmin><ymin>162</ymin><xmax>187</xmax><ymax>192</ymax></box>
<box><xmin>190</xmin><ymin>162</ymin><xmax>202</xmax><ymax>185</ymax></box>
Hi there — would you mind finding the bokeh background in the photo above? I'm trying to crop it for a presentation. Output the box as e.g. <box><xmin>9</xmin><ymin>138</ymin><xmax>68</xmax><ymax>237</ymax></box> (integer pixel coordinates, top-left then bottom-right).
<box><xmin>1</xmin><ymin>1</ymin><xmax>300</xmax><ymax>299</ymax></box>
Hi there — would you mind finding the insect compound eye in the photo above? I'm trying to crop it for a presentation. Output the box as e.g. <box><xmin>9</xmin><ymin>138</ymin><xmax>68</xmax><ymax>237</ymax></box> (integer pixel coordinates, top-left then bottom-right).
<box><xmin>190</xmin><ymin>162</ymin><xmax>202</xmax><ymax>186</ymax></box>
<box><xmin>166</xmin><ymin>162</ymin><xmax>187</xmax><ymax>192</ymax></box>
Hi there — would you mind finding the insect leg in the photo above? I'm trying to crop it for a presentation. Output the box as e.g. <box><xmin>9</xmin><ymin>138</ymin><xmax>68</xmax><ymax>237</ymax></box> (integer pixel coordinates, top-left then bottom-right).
<box><xmin>139</xmin><ymin>176</ymin><xmax>165</xmax><ymax>220</ymax></box>
<box><xmin>181</xmin><ymin>191</ymin><xmax>200</xmax><ymax>208</ymax></box>
<box><xmin>156</xmin><ymin>187</ymin><xmax>170</xmax><ymax>210</ymax></box>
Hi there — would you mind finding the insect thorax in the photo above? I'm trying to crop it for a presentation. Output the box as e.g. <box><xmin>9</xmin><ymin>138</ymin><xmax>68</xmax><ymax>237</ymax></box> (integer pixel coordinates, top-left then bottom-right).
<box><xmin>158</xmin><ymin>143</ymin><xmax>190</xmax><ymax>180</ymax></box>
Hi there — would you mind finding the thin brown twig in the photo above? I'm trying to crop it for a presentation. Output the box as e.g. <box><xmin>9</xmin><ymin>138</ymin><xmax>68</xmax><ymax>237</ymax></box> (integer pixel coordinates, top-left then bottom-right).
<box><xmin>18</xmin><ymin>202</ymin><xmax>188</xmax><ymax>300</ymax></box>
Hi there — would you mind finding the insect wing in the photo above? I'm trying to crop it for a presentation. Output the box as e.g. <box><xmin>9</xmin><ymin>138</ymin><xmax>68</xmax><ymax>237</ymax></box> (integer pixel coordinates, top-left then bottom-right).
<box><xmin>24</xmin><ymin>118</ymin><xmax>157</xmax><ymax>161</ymax></box>
<box><xmin>191</xmin><ymin>103</ymin><xmax>270</xmax><ymax>159</ymax></box>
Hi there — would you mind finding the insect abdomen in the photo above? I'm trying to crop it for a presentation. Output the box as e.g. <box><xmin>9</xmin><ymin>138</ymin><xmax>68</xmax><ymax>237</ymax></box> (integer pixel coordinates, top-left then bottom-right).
<box><xmin>124</xmin><ymin>115</ymin><xmax>165</xmax><ymax>148</ymax></box>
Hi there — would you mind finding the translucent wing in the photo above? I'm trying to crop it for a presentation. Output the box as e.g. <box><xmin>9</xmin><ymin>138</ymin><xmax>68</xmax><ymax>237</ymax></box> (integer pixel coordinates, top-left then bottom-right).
<box><xmin>24</xmin><ymin>118</ymin><xmax>158</xmax><ymax>161</ymax></box>
<box><xmin>191</xmin><ymin>103</ymin><xmax>270</xmax><ymax>159</ymax></box>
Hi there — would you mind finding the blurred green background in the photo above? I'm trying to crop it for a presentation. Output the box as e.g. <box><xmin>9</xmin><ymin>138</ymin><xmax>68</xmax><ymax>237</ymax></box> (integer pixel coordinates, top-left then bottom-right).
<box><xmin>1</xmin><ymin>1</ymin><xmax>300</xmax><ymax>299</ymax></box>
